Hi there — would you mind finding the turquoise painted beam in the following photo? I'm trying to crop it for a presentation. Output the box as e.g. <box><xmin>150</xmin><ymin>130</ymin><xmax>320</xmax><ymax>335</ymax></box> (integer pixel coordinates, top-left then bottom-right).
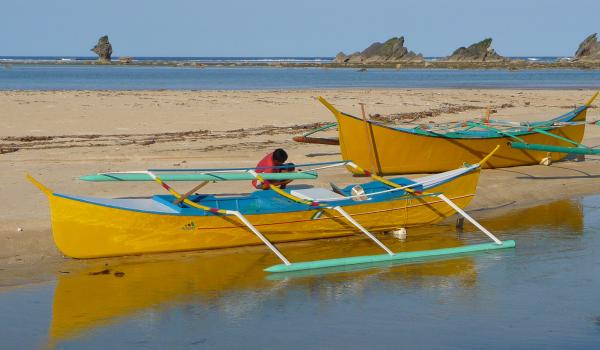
<box><xmin>509</xmin><ymin>142</ymin><xmax>600</xmax><ymax>155</ymax></box>
<box><xmin>80</xmin><ymin>171</ymin><xmax>318</xmax><ymax>182</ymax></box>
<box><xmin>265</xmin><ymin>240</ymin><xmax>516</xmax><ymax>273</ymax></box>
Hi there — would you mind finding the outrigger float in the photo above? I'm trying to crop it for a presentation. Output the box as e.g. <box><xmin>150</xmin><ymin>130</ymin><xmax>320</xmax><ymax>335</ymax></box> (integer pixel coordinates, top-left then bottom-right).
<box><xmin>295</xmin><ymin>92</ymin><xmax>599</xmax><ymax>174</ymax></box>
<box><xmin>28</xmin><ymin>147</ymin><xmax>514</xmax><ymax>273</ymax></box>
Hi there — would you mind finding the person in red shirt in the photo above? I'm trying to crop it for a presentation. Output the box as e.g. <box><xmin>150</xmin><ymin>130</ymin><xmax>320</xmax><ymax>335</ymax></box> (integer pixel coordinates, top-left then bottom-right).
<box><xmin>252</xmin><ymin>148</ymin><xmax>295</xmax><ymax>190</ymax></box>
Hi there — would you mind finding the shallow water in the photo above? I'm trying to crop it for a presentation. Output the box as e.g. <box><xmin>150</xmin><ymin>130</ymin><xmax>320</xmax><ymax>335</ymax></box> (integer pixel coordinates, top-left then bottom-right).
<box><xmin>2</xmin><ymin>65</ymin><xmax>600</xmax><ymax>90</ymax></box>
<box><xmin>1</xmin><ymin>196</ymin><xmax>600</xmax><ymax>349</ymax></box>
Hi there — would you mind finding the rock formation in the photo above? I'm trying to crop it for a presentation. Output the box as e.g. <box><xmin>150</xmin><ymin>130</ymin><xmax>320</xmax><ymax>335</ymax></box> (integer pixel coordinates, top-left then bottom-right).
<box><xmin>574</xmin><ymin>33</ymin><xmax>600</xmax><ymax>61</ymax></box>
<box><xmin>335</xmin><ymin>36</ymin><xmax>423</xmax><ymax>64</ymax></box>
<box><xmin>445</xmin><ymin>38</ymin><xmax>506</xmax><ymax>62</ymax></box>
<box><xmin>91</xmin><ymin>35</ymin><xmax>113</xmax><ymax>62</ymax></box>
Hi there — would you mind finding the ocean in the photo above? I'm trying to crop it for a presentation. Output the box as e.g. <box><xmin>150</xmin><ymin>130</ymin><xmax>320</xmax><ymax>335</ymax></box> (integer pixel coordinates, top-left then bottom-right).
<box><xmin>1</xmin><ymin>56</ymin><xmax>599</xmax><ymax>90</ymax></box>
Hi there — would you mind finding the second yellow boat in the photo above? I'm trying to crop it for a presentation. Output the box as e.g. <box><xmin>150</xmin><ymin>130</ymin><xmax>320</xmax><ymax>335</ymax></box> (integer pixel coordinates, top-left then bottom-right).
<box><xmin>317</xmin><ymin>92</ymin><xmax>598</xmax><ymax>174</ymax></box>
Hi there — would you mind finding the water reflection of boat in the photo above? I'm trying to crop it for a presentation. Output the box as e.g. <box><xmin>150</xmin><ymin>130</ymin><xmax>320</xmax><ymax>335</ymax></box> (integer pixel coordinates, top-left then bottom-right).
<box><xmin>47</xmin><ymin>235</ymin><xmax>479</xmax><ymax>346</ymax></box>
<box><xmin>476</xmin><ymin>199</ymin><xmax>583</xmax><ymax>233</ymax></box>
<box><xmin>46</xmin><ymin>198</ymin><xmax>584</xmax><ymax>346</ymax></box>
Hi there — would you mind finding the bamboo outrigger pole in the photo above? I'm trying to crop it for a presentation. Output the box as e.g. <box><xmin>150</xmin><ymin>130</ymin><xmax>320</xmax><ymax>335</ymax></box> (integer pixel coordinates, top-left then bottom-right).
<box><xmin>509</xmin><ymin>142</ymin><xmax>600</xmax><ymax>155</ymax></box>
<box><xmin>173</xmin><ymin>181</ymin><xmax>209</xmax><ymax>205</ymax></box>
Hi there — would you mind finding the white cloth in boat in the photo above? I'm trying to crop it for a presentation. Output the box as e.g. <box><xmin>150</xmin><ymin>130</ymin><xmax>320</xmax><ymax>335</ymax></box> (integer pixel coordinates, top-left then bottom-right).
<box><xmin>291</xmin><ymin>188</ymin><xmax>346</xmax><ymax>201</ymax></box>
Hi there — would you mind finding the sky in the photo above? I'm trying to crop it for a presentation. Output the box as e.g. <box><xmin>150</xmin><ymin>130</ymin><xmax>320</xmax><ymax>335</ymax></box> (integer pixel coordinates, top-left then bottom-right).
<box><xmin>1</xmin><ymin>0</ymin><xmax>599</xmax><ymax>57</ymax></box>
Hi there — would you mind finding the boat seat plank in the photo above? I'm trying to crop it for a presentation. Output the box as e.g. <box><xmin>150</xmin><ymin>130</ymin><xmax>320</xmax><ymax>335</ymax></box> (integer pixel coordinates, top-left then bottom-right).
<box><xmin>290</xmin><ymin>188</ymin><xmax>346</xmax><ymax>201</ymax></box>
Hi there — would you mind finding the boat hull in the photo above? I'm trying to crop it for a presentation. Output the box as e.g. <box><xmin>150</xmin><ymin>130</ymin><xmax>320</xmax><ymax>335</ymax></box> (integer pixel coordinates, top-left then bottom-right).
<box><xmin>43</xmin><ymin>170</ymin><xmax>480</xmax><ymax>259</ymax></box>
<box><xmin>331</xmin><ymin>105</ymin><xmax>588</xmax><ymax>174</ymax></box>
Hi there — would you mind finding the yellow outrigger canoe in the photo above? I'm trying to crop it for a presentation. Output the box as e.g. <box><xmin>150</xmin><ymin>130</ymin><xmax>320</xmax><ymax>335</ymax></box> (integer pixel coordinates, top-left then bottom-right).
<box><xmin>316</xmin><ymin>92</ymin><xmax>598</xmax><ymax>174</ymax></box>
<box><xmin>28</xmin><ymin>150</ymin><xmax>514</xmax><ymax>273</ymax></box>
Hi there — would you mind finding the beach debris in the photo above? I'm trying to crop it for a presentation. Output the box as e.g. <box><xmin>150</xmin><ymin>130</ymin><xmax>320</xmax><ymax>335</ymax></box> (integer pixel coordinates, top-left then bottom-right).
<box><xmin>91</xmin><ymin>35</ymin><xmax>113</xmax><ymax>62</ymax></box>
<box><xmin>0</xmin><ymin>147</ymin><xmax>19</xmax><ymax>154</ymax></box>
<box><xmin>367</xmin><ymin>102</ymin><xmax>515</xmax><ymax>124</ymax></box>
<box><xmin>113</xmin><ymin>271</ymin><xmax>125</xmax><ymax>277</ymax></box>
<box><xmin>89</xmin><ymin>268</ymin><xmax>111</xmax><ymax>275</ymax></box>
<box><xmin>4</xmin><ymin>135</ymin><xmax>54</xmax><ymax>142</ymax></box>
<box><xmin>444</xmin><ymin>38</ymin><xmax>507</xmax><ymax>62</ymax></box>
<box><xmin>574</xmin><ymin>33</ymin><xmax>600</xmax><ymax>61</ymax></box>
<box><xmin>540</xmin><ymin>153</ymin><xmax>552</xmax><ymax>166</ymax></box>
<box><xmin>16</xmin><ymin>227</ymin><xmax>23</xmax><ymax>232</ymax></box>
<box><xmin>388</xmin><ymin>228</ymin><xmax>407</xmax><ymax>240</ymax></box>
<box><xmin>335</xmin><ymin>36</ymin><xmax>424</xmax><ymax>64</ymax></box>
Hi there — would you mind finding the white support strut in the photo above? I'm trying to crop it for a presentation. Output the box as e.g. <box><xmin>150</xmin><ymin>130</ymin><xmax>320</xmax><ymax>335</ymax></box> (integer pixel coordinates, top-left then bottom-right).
<box><xmin>331</xmin><ymin>206</ymin><xmax>394</xmax><ymax>256</ymax></box>
<box><xmin>228</xmin><ymin>210</ymin><xmax>292</xmax><ymax>266</ymax></box>
<box><xmin>437</xmin><ymin>194</ymin><xmax>503</xmax><ymax>245</ymax></box>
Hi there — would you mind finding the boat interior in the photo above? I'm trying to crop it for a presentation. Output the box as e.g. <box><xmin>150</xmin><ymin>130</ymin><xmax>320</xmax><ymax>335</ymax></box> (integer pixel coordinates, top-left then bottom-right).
<box><xmin>56</xmin><ymin>176</ymin><xmax>425</xmax><ymax>216</ymax></box>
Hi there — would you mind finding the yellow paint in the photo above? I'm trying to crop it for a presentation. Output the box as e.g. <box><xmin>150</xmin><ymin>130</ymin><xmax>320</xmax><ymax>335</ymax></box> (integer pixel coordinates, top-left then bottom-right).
<box><xmin>48</xmin><ymin>242</ymin><xmax>478</xmax><ymax>344</ymax></box>
<box><xmin>33</xmin><ymin>169</ymin><xmax>480</xmax><ymax>259</ymax></box>
<box><xmin>477</xmin><ymin>145</ymin><xmax>501</xmax><ymax>166</ymax></box>
<box><xmin>585</xmin><ymin>91</ymin><xmax>599</xmax><ymax>106</ymax></box>
<box><xmin>319</xmin><ymin>96</ymin><xmax>590</xmax><ymax>174</ymax></box>
<box><xmin>25</xmin><ymin>173</ymin><xmax>52</xmax><ymax>196</ymax></box>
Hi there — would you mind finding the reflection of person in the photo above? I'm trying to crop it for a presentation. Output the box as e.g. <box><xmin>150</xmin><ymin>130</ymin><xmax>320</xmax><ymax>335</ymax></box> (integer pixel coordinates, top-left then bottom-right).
<box><xmin>252</xmin><ymin>148</ymin><xmax>295</xmax><ymax>190</ymax></box>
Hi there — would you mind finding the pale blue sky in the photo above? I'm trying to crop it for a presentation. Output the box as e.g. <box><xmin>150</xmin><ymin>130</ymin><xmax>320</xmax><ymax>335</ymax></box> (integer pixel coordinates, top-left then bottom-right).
<box><xmin>1</xmin><ymin>0</ymin><xmax>599</xmax><ymax>57</ymax></box>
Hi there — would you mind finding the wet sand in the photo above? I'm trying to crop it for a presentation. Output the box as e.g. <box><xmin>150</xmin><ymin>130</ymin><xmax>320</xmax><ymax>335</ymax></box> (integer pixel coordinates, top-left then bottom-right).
<box><xmin>1</xmin><ymin>89</ymin><xmax>599</xmax><ymax>286</ymax></box>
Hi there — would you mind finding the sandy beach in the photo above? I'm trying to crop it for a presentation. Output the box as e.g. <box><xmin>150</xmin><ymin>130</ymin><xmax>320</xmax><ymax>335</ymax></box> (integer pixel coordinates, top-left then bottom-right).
<box><xmin>2</xmin><ymin>88</ymin><xmax>600</xmax><ymax>286</ymax></box>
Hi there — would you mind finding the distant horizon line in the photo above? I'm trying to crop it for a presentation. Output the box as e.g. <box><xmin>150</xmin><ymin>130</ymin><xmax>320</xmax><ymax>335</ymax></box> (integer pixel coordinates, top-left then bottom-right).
<box><xmin>0</xmin><ymin>55</ymin><xmax>574</xmax><ymax>59</ymax></box>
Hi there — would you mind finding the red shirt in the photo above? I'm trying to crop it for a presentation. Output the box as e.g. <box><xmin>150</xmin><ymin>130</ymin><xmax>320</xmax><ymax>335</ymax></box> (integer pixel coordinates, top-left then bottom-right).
<box><xmin>252</xmin><ymin>152</ymin><xmax>283</xmax><ymax>189</ymax></box>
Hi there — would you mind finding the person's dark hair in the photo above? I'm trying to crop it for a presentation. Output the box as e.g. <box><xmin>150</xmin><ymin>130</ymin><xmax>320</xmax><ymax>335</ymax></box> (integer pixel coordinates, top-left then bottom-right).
<box><xmin>272</xmin><ymin>148</ymin><xmax>288</xmax><ymax>163</ymax></box>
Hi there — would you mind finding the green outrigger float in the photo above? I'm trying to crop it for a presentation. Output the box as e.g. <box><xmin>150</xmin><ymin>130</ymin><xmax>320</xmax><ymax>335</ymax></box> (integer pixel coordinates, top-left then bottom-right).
<box><xmin>509</xmin><ymin>142</ymin><xmax>600</xmax><ymax>155</ymax></box>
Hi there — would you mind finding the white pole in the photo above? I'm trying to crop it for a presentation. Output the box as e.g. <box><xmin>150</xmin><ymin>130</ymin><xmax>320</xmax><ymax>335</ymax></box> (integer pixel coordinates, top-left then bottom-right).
<box><xmin>437</xmin><ymin>194</ymin><xmax>503</xmax><ymax>245</ymax></box>
<box><xmin>331</xmin><ymin>206</ymin><xmax>394</xmax><ymax>256</ymax></box>
<box><xmin>228</xmin><ymin>210</ymin><xmax>291</xmax><ymax>266</ymax></box>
